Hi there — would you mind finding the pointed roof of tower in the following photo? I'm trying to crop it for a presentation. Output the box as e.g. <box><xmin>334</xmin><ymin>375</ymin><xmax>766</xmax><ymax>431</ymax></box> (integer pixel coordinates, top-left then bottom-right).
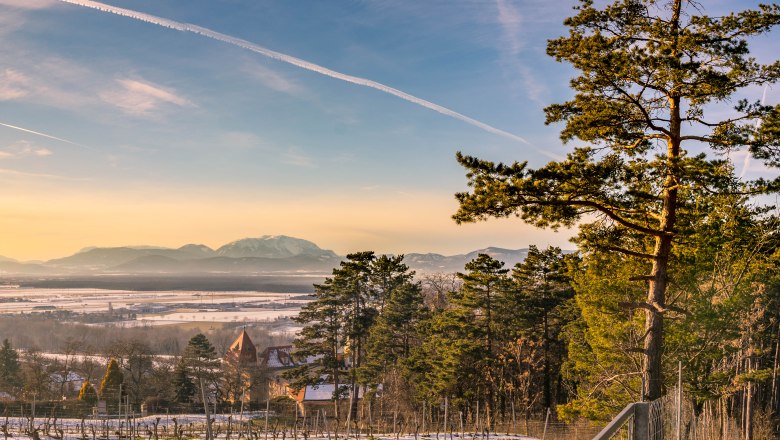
<box><xmin>230</xmin><ymin>330</ymin><xmax>254</xmax><ymax>352</ymax></box>
<box><xmin>227</xmin><ymin>330</ymin><xmax>257</xmax><ymax>364</ymax></box>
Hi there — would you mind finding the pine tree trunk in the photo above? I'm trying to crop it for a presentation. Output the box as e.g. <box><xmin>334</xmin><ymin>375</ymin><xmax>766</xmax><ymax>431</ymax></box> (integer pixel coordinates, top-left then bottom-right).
<box><xmin>745</xmin><ymin>349</ymin><xmax>754</xmax><ymax>440</ymax></box>
<box><xmin>644</xmin><ymin>237</ymin><xmax>669</xmax><ymax>400</ymax></box>
<box><xmin>771</xmin><ymin>325</ymin><xmax>779</xmax><ymax>414</ymax></box>
<box><xmin>543</xmin><ymin>310</ymin><xmax>550</xmax><ymax>408</ymax></box>
<box><xmin>644</xmin><ymin>142</ymin><xmax>678</xmax><ymax>400</ymax></box>
<box><xmin>333</xmin><ymin>355</ymin><xmax>340</xmax><ymax>422</ymax></box>
<box><xmin>200</xmin><ymin>376</ymin><xmax>213</xmax><ymax>440</ymax></box>
<box><xmin>644</xmin><ymin>0</ymin><xmax>683</xmax><ymax>401</ymax></box>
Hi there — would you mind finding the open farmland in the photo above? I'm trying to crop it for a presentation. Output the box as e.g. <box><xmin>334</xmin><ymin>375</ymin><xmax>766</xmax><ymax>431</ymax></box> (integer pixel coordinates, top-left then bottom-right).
<box><xmin>0</xmin><ymin>286</ymin><xmax>312</xmax><ymax>329</ymax></box>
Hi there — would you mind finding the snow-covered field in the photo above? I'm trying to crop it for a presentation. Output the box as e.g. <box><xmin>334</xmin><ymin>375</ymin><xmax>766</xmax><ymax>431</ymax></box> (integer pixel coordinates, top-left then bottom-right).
<box><xmin>0</xmin><ymin>288</ymin><xmax>309</xmax><ymax>327</ymax></box>
<box><xmin>142</xmin><ymin>309</ymin><xmax>301</xmax><ymax>324</ymax></box>
<box><xmin>0</xmin><ymin>411</ymin><xmax>540</xmax><ymax>440</ymax></box>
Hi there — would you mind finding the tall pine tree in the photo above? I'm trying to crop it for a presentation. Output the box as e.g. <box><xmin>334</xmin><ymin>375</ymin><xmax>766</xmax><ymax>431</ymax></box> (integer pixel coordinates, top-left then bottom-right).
<box><xmin>434</xmin><ymin>254</ymin><xmax>512</xmax><ymax>427</ymax></box>
<box><xmin>0</xmin><ymin>339</ymin><xmax>21</xmax><ymax>393</ymax></box>
<box><xmin>172</xmin><ymin>358</ymin><xmax>196</xmax><ymax>404</ymax></box>
<box><xmin>453</xmin><ymin>0</ymin><xmax>780</xmax><ymax>400</ymax></box>
<box><xmin>511</xmin><ymin>246</ymin><xmax>574</xmax><ymax>410</ymax></box>
<box><xmin>369</xmin><ymin>254</ymin><xmax>414</xmax><ymax>312</ymax></box>
<box><xmin>364</xmin><ymin>281</ymin><xmax>428</xmax><ymax>409</ymax></box>
<box><xmin>183</xmin><ymin>334</ymin><xmax>220</xmax><ymax>404</ymax></box>
<box><xmin>285</xmin><ymin>274</ymin><xmax>348</xmax><ymax>408</ymax></box>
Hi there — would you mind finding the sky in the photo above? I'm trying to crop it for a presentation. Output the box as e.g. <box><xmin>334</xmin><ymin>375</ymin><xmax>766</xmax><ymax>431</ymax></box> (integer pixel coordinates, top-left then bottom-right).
<box><xmin>0</xmin><ymin>0</ymin><xmax>778</xmax><ymax>261</ymax></box>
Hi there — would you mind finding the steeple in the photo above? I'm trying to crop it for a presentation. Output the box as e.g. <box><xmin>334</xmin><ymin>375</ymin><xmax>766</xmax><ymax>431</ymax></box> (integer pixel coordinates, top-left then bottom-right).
<box><xmin>227</xmin><ymin>329</ymin><xmax>257</xmax><ymax>365</ymax></box>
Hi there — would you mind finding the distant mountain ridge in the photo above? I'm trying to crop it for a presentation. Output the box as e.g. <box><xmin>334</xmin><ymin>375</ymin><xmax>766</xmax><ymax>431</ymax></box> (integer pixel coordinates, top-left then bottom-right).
<box><xmin>0</xmin><ymin>235</ymin><xmax>540</xmax><ymax>276</ymax></box>
<box><xmin>42</xmin><ymin>236</ymin><xmax>339</xmax><ymax>272</ymax></box>
<box><xmin>404</xmin><ymin>247</ymin><xmax>529</xmax><ymax>273</ymax></box>
<box><xmin>216</xmin><ymin>236</ymin><xmax>338</xmax><ymax>260</ymax></box>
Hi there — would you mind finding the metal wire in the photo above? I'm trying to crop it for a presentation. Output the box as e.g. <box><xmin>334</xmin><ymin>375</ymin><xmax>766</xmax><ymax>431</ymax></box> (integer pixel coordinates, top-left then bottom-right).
<box><xmin>648</xmin><ymin>397</ymin><xmax>665</xmax><ymax>440</ymax></box>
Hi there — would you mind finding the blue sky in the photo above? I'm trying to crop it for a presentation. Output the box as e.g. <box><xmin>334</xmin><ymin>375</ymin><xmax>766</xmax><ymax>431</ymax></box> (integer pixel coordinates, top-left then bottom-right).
<box><xmin>0</xmin><ymin>0</ymin><xmax>778</xmax><ymax>260</ymax></box>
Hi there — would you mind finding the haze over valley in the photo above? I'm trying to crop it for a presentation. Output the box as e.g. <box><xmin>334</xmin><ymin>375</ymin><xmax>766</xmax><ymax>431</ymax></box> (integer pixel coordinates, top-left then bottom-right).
<box><xmin>0</xmin><ymin>234</ymin><xmax>534</xmax><ymax>287</ymax></box>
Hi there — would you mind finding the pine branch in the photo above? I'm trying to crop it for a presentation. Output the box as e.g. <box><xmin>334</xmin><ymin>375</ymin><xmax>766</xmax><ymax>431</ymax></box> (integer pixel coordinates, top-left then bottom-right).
<box><xmin>600</xmin><ymin>246</ymin><xmax>656</xmax><ymax>260</ymax></box>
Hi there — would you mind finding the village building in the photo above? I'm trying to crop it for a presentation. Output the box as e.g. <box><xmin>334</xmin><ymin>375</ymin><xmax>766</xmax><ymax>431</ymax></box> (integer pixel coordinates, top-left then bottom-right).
<box><xmin>258</xmin><ymin>345</ymin><xmax>301</xmax><ymax>400</ymax></box>
<box><xmin>226</xmin><ymin>330</ymin><xmax>258</xmax><ymax>365</ymax></box>
<box><xmin>257</xmin><ymin>343</ymin><xmax>359</xmax><ymax>416</ymax></box>
<box><xmin>222</xmin><ymin>332</ymin><xmax>364</xmax><ymax>416</ymax></box>
<box><xmin>223</xmin><ymin>330</ymin><xmax>261</xmax><ymax>405</ymax></box>
<box><xmin>50</xmin><ymin>371</ymin><xmax>86</xmax><ymax>398</ymax></box>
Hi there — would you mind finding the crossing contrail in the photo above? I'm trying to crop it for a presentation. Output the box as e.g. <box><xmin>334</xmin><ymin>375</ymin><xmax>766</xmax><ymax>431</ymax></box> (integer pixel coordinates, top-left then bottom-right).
<box><xmin>57</xmin><ymin>0</ymin><xmax>538</xmax><ymax>149</ymax></box>
<box><xmin>0</xmin><ymin>122</ymin><xmax>94</xmax><ymax>150</ymax></box>
<box><xmin>739</xmin><ymin>84</ymin><xmax>771</xmax><ymax>179</ymax></box>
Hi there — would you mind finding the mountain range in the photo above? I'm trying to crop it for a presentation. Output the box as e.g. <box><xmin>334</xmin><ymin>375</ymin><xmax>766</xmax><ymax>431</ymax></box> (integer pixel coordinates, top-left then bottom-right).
<box><xmin>0</xmin><ymin>235</ymin><xmax>533</xmax><ymax>276</ymax></box>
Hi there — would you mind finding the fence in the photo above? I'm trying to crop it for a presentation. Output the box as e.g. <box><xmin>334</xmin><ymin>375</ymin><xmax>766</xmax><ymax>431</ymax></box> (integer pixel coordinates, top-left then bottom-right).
<box><xmin>591</xmin><ymin>387</ymin><xmax>778</xmax><ymax>440</ymax></box>
<box><xmin>0</xmin><ymin>411</ymin><xmax>605</xmax><ymax>440</ymax></box>
<box><xmin>9</xmin><ymin>392</ymin><xmax>775</xmax><ymax>440</ymax></box>
<box><xmin>0</xmin><ymin>398</ymin><xmax>608</xmax><ymax>440</ymax></box>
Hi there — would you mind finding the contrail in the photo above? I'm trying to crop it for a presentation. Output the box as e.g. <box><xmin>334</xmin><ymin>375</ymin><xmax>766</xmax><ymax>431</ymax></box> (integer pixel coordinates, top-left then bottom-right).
<box><xmin>57</xmin><ymin>0</ymin><xmax>537</xmax><ymax>149</ymax></box>
<box><xmin>0</xmin><ymin>122</ymin><xmax>94</xmax><ymax>150</ymax></box>
<box><xmin>739</xmin><ymin>84</ymin><xmax>771</xmax><ymax>179</ymax></box>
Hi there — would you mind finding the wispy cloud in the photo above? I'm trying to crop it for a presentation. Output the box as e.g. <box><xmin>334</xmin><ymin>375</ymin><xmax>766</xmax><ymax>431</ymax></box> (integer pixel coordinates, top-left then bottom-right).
<box><xmin>0</xmin><ymin>45</ymin><xmax>192</xmax><ymax>122</ymax></box>
<box><xmin>495</xmin><ymin>0</ymin><xmax>548</xmax><ymax>106</ymax></box>
<box><xmin>219</xmin><ymin>131</ymin><xmax>267</xmax><ymax>150</ymax></box>
<box><xmin>0</xmin><ymin>69</ymin><xmax>31</xmax><ymax>100</ymax></box>
<box><xmin>0</xmin><ymin>1</ymin><xmax>57</xmax><ymax>39</ymax></box>
<box><xmin>100</xmin><ymin>79</ymin><xmax>193</xmax><ymax>117</ymax></box>
<box><xmin>0</xmin><ymin>52</ymin><xmax>102</xmax><ymax>110</ymax></box>
<box><xmin>281</xmin><ymin>147</ymin><xmax>316</xmax><ymax>168</ymax></box>
<box><xmin>0</xmin><ymin>167</ymin><xmax>89</xmax><ymax>181</ymax></box>
<box><xmin>0</xmin><ymin>140</ymin><xmax>53</xmax><ymax>159</ymax></box>
<box><xmin>496</xmin><ymin>0</ymin><xmax>524</xmax><ymax>56</ymax></box>
<box><xmin>243</xmin><ymin>62</ymin><xmax>304</xmax><ymax>96</ymax></box>
<box><xmin>0</xmin><ymin>0</ymin><xmax>55</xmax><ymax>8</ymax></box>
<box><xmin>57</xmin><ymin>0</ymin><xmax>536</xmax><ymax>148</ymax></box>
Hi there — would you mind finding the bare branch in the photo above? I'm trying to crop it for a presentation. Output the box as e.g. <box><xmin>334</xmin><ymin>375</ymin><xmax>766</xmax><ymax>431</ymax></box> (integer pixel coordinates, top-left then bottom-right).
<box><xmin>611</xmin><ymin>82</ymin><xmax>673</xmax><ymax>136</ymax></box>
<box><xmin>601</xmin><ymin>246</ymin><xmax>656</xmax><ymax>260</ymax></box>
<box><xmin>541</xmin><ymin>200</ymin><xmax>665</xmax><ymax>237</ymax></box>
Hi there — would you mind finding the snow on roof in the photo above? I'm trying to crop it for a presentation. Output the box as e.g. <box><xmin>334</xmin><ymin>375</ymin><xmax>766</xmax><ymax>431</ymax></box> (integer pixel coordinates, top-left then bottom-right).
<box><xmin>260</xmin><ymin>345</ymin><xmax>326</xmax><ymax>369</ymax></box>
<box><xmin>299</xmin><ymin>383</ymin><xmax>377</xmax><ymax>401</ymax></box>
<box><xmin>261</xmin><ymin>345</ymin><xmax>297</xmax><ymax>368</ymax></box>
<box><xmin>303</xmin><ymin>384</ymin><xmax>335</xmax><ymax>401</ymax></box>
<box><xmin>50</xmin><ymin>371</ymin><xmax>85</xmax><ymax>383</ymax></box>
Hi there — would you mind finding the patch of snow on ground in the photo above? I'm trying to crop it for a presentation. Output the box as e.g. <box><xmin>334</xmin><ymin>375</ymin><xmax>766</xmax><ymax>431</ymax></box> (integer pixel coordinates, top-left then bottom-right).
<box><xmin>0</xmin><ymin>412</ymin><xmax>540</xmax><ymax>440</ymax></box>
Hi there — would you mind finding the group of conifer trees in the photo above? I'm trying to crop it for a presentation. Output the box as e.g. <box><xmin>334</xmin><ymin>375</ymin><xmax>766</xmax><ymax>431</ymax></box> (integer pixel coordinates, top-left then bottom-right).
<box><xmin>288</xmin><ymin>213</ymin><xmax>780</xmax><ymax>433</ymax></box>
<box><xmin>440</xmin><ymin>0</ymin><xmax>780</xmax><ymax>437</ymax></box>
<box><xmin>286</xmin><ymin>248</ymin><xmax>577</xmax><ymax>427</ymax></box>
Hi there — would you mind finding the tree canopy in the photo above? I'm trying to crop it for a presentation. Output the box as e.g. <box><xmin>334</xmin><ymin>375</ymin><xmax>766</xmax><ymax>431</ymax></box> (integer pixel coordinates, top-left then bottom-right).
<box><xmin>78</xmin><ymin>380</ymin><xmax>98</xmax><ymax>405</ymax></box>
<box><xmin>99</xmin><ymin>358</ymin><xmax>124</xmax><ymax>400</ymax></box>
<box><xmin>0</xmin><ymin>339</ymin><xmax>21</xmax><ymax>392</ymax></box>
<box><xmin>454</xmin><ymin>0</ymin><xmax>780</xmax><ymax>400</ymax></box>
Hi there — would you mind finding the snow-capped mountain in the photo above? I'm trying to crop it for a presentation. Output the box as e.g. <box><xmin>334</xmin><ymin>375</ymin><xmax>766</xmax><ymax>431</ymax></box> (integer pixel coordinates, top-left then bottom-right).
<box><xmin>0</xmin><ymin>235</ymin><xmax>549</xmax><ymax>277</ymax></box>
<box><xmin>216</xmin><ymin>235</ymin><xmax>339</xmax><ymax>259</ymax></box>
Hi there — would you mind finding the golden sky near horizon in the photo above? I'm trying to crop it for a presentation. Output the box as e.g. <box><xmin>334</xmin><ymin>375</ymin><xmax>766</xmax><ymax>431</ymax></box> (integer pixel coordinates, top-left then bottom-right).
<box><xmin>0</xmin><ymin>185</ymin><xmax>575</xmax><ymax>261</ymax></box>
